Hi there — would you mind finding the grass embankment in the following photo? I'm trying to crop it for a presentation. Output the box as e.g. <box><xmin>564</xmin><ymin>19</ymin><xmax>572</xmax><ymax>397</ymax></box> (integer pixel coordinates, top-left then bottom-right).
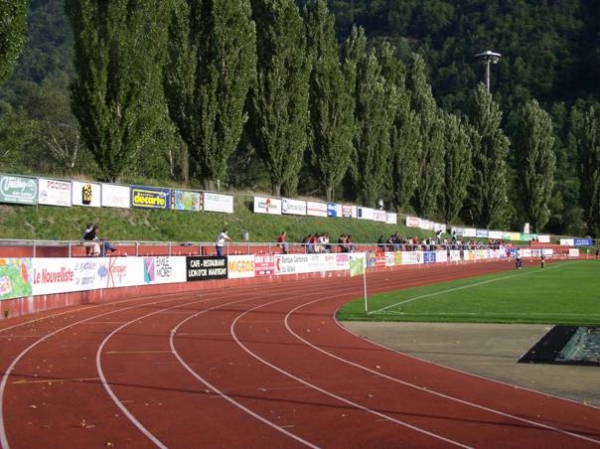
<box><xmin>0</xmin><ymin>193</ymin><xmax>430</xmax><ymax>244</ymax></box>
<box><xmin>338</xmin><ymin>261</ymin><xmax>600</xmax><ymax>325</ymax></box>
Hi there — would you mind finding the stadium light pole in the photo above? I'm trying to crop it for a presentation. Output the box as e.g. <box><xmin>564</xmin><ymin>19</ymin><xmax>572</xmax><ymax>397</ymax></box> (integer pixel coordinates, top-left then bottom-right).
<box><xmin>474</xmin><ymin>50</ymin><xmax>501</xmax><ymax>92</ymax></box>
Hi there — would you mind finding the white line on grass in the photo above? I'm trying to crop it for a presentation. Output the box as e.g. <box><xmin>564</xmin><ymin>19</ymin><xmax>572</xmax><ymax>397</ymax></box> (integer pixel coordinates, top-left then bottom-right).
<box><xmin>369</xmin><ymin>262</ymin><xmax>567</xmax><ymax>316</ymax></box>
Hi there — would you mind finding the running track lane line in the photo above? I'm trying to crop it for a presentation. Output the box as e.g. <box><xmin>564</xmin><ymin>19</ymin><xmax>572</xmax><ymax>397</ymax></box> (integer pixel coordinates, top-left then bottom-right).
<box><xmin>229</xmin><ymin>295</ymin><xmax>473</xmax><ymax>448</ymax></box>
<box><xmin>0</xmin><ymin>293</ymin><xmax>211</xmax><ymax>449</ymax></box>
<box><xmin>282</xmin><ymin>296</ymin><xmax>600</xmax><ymax>446</ymax></box>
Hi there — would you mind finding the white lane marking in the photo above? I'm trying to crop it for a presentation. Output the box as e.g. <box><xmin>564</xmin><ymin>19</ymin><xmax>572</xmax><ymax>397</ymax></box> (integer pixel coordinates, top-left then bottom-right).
<box><xmin>230</xmin><ymin>297</ymin><xmax>473</xmax><ymax>449</ymax></box>
<box><xmin>285</xmin><ymin>297</ymin><xmax>600</xmax><ymax>445</ymax></box>
<box><xmin>370</xmin><ymin>263</ymin><xmax>566</xmax><ymax>315</ymax></box>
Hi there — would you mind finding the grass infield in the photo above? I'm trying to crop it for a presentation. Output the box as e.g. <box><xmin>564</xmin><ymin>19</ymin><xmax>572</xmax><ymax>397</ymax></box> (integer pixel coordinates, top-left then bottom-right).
<box><xmin>337</xmin><ymin>260</ymin><xmax>600</xmax><ymax>325</ymax></box>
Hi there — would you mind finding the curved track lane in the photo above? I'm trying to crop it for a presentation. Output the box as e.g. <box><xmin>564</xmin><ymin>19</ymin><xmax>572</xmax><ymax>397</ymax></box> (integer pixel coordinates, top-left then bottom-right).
<box><xmin>1</xmin><ymin>261</ymin><xmax>599</xmax><ymax>448</ymax></box>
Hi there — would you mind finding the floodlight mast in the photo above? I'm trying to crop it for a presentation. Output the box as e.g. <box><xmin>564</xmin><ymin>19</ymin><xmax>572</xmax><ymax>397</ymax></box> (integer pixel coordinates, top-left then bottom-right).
<box><xmin>475</xmin><ymin>50</ymin><xmax>501</xmax><ymax>92</ymax></box>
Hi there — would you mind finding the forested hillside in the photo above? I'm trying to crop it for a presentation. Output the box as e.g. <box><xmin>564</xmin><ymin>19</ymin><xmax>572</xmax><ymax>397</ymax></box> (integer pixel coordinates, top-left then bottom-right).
<box><xmin>1</xmin><ymin>0</ymin><xmax>599</xmax><ymax>237</ymax></box>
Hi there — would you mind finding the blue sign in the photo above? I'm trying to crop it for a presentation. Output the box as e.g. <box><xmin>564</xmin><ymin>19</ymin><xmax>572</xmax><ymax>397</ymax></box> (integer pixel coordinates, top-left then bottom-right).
<box><xmin>424</xmin><ymin>251</ymin><xmax>436</xmax><ymax>264</ymax></box>
<box><xmin>131</xmin><ymin>185</ymin><xmax>171</xmax><ymax>210</ymax></box>
<box><xmin>574</xmin><ymin>237</ymin><xmax>592</xmax><ymax>247</ymax></box>
<box><xmin>327</xmin><ymin>202</ymin><xmax>338</xmax><ymax>217</ymax></box>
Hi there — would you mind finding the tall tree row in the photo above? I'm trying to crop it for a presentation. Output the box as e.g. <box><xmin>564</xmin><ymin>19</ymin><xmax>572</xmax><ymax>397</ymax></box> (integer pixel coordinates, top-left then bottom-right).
<box><xmin>577</xmin><ymin>107</ymin><xmax>600</xmax><ymax>235</ymax></box>
<box><xmin>249</xmin><ymin>0</ymin><xmax>310</xmax><ymax>197</ymax></box>
<box><xmin>514</xmin><ymin>100</ymin><xmax>556</xmax><ymax>233</ymax></box>
<box><xmin>407</xmin><ymin>54</ymin><xmax>445</xmax><ymax>218</ymax></box>
<box><xmin>304</xmin><ymin>0</ymin><xmax>354</xmax><ymax>202</ymax></box>
<box><xmin>343</xmin><ymin>26</ymin><xmax>398</xmax><ymax>207</ymax></box>
<box><xmin>65</xmin><ymin>0</ymin><xmax>172</xmax><ymax>182</ymax></box>
<box><xmin>164</xmin><ymin>0</ymin><xmax>256</xmax><ymax>190</ymax></box>
<box><xmin>468</xmin><ymin>84</ymin><xmax>510</xmax><ymax>229</ymax></box>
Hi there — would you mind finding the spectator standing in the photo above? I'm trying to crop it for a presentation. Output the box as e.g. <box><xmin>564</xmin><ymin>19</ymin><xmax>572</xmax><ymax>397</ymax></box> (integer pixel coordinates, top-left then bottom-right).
<box><xmin>277</xmin><ymin>231</ymin><xmax>289</xmax><ymax>254</ymax></box>
<box><xmin>216</xmin><ymin>228</ymin><xmax>232</xmax><ymax>257</ymax></box>
<box><xmin>82</xmin><ymin>224</ymin><xmax>101</xmax><ymax>257</ymax></box>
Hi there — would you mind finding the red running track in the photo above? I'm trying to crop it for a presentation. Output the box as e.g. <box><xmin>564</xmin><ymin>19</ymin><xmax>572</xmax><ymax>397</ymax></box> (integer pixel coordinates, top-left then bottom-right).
<box><xmin>0</xmin><ymin>261</ymin><xmax>599</xmax><ymax>448</ymax></box>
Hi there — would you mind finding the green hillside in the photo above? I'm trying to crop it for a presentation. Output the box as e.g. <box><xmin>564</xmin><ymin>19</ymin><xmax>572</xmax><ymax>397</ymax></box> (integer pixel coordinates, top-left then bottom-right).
<box><xmin>0</xmin><ymin>193</ymin><xmax>427</xmax><ymax>245</ymax></box>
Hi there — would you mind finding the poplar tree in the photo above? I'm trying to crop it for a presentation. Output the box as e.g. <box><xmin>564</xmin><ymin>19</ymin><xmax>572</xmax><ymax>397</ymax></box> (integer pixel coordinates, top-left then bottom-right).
<box><xmin>515</xmin><ymin>100</ymin><xmax>556</xmax><ymax>233</ymax></box>
<box><xmin>164</xmin><ymin>0</ymin><xmax>256</xmax><ymax>191</ymax></box>
<box><xmin>379</xmin><ymin>42</ymin><xmax>420</xmax><ymax>212</ymax></box>
<box><xmin>0</xmin><ymin>0</ymin><xmax>29</xmax><ymax>85</ymax></box>
<box><xmin>407</xmin><ymin>54</ymin><xmax>444</xmax><ymax>218</ymax></box>
<box><xmin>304</xmin><ymin>0</ymin><xmax>354</xmax><ymax>202</ymax></box>
<box><xmin>467</xmin><ymin>84</ymin><xmax>510</xmax><ymax>229</ymax></box>
<box><xmin>577</xmin><ymin>107</ymin><xmax>600</xmax><ymax>236</ymax></box>
<box><xmin>66</xmin><ymin>0</ymin><xmax>171</xmax><ymax>182</ymax></box>
<box><xmin>343</xmin><ymin>26</ymin><xmax>397</xmax><ymax>207</ymax></box>
<box><xmin>249</xmin><ymin>0</ymin><xmax>310</xmax><ymax>197</ymax></box>
<box><xmin>439</xmin><ymin>111</ymin><xmax>474</xmax><ymax>225</ymax></box>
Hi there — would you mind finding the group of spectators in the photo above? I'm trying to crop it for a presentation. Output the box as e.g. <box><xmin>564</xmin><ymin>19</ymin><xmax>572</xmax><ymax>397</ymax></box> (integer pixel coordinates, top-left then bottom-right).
<box><xmin>275</xmin><ymin>232</ymin><xmax>355</xmax><ymax>254</ymax></box>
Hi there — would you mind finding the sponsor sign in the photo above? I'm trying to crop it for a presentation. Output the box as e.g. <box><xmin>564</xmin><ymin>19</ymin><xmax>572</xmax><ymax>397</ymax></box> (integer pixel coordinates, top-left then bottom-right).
<box><xmin>488</xmin><ymin>230</ymin><xmax>503</xmax><ymax>240</ymax></box>
<box><xmin>435</xmin><ymin>250</ymin><xmax>448</xmax><ymax>263</ymax></box>
<box><xmin>186</xmin><ymin>256</ymin><xmax>228</xmax><ymax>281</ymax></box>
<box><xmin>342</xmin><ymin>205</ymin><xmax>356</xmax><ymax>218</ymax></box>
<box><xmin>357</xmin><ymin>207</ymin><xmax>374</xmax><ymax>220</ymax></box>
<box><xmin>476</xmin><ymin>229</ymin><xmax>489</xmax><ymax>238</ymax></box>
<box><xmin>31</xmin><ymin>258</ymin><xmax>104</xmax><ymax>295</ymax></box>
<box><xmin>204</xmin><ymin>192</ymin><xmax>234</xmax><ymax>214</ymax></box>
<box><xmin>38</xmin><ymin>178</ymin><xmax>72</xmax><ymax>207</ymax></box>
<box><xmin>0</xmin><ymin>258</ymin><xmax>32</xmax><ymax>300</ymax></box>
<box><xmin>406</xmin><ymin>216</ymin><xmax>420</xmax><ymax>228</ymax></box>
<box><xmin>306</xmin><ymin>201</ymin><xmax>328</xmax><ymax>217</ymax></box>
<box><xmin>0</xmin><ymin>175</ymin><xmax>38</xmax><ymax>205</ymax></box>
<box><xmin>173</xmin><ymin>190</ymin><xmax>201</xmax><ymax>212</ymax></box>
<box><xmin>72</xmin><ymin>181</ymin><xmax>101</xmax><ymax>207</ymax></box>
<box><xmin>282</xmin><ymin>198</ymin><xmax>306</xmax><ymax>216</ymax></box>
<box><xmin>101</xmin><ymin>184</ymin><xmax>131</xmax><ymax>209</ymax></box>
<box><xmin>131</xmin><ymin>185</ymin><xmax>171</xmax><ymax>210</ymax></box>
<box><xmin>327</xmin><ymin>202</ymin><xmax>339</xmax><ymax>218</ymax></box>
<box><xmin>227</xmin><ymin>255</ymin><xmax>255</xmax><ymax>279</ymax></box>
<box><xmin>423</xmin><ymin>251</ymin><xmax>436</xmax><ymax>264</ymax></box>
<box><xmin>574</xmin><ymin>237</ymin><xmax>593</xmax><ymax>247</ymax></box>
<box><xmin>143</xmin><ymin>257</ymin><xmax>186</xmax><ymax>284</ymax></box>
<box><xmin>372</xmin><ymin>210</ymin><xmax>387</xmax><ymax>223</ymax></box>
<box><xmin>254</xmin><ymin>254</ymin><xmax>275</xmax><ymax>276</ymax></box>
<box><xmin>334</xmin><ymin>253</ymin><xmax>350</xmax><ymax>270</ymax></box>
<box><xmin>253</xmin><ymin>196</ymin><xmax>282</xmax><ymax>215</ymax></box>
<box><xmin>401</xmin><ymin>251</ymin><xmax>423</xmax><ymax>265</ymax></box>
<box><xmin>386</xmin><ymin>213</ymin><xmax>397</xmax><ymax>225</ymax></box>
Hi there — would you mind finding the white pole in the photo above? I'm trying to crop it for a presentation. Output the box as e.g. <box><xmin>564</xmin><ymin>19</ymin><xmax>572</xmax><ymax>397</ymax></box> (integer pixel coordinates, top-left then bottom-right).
<box><xmin>363</xmin><ymin>258</ymin><xmax>368</xmax><ymax>313</ymax></box>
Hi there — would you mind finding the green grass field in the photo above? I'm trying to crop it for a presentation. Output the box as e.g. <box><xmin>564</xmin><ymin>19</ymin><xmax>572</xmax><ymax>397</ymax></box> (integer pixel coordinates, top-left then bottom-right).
<box><xmin>338</xmin><ymin>260</ymin><xmax>600</xmax><ymax>325</ymax></box>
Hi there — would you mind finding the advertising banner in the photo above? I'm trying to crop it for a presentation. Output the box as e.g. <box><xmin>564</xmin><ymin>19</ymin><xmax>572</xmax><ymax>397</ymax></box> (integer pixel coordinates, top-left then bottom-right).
<box><xmin>282</xmin><ymin>198</ymin><xmax>307</xmax><ymax>216</ymax></box>
<box><xmin>38</xmin><ymin>178</ymin><xmax>72</xmax><ymax>207</ymax></box>
<box><xmin>101</xmin><ymin>184</ymin><xmax>131</xmax><ymax>209</ymax></box>
<box><xmin>401</xmin><ymin>251</ymin><xmax>423</xmax><ymax>265</ymax></box>
<box><xmin>274</xmin><ymin>254</ymin><xmax>312</xmax><ymax>275</ymax></box>
<box><xmin>435</xmin><ymin>250</ymin><xmax>448</xmax><ymax>263</ymax></box>
<box><xmin>173</xmin><ymin>190</ymin><xmax>201</xmax><ymax>212</ymax></box>
<box><xmin>406</xmin><ymin>216</ymin><xmax>420</xmax><ymax>228</ymax></box>
<box><xmin>0</xmin><ymin>175</ymin><xmax>38</xmax><ymax>205</ymax></box>
<box><xmin>306</xmin><ymin>201</ymin><xmax>328</xmax><ymax>217</ymax></box>
<box><xmin>254</xmin><ymin>254</ymin><xmax>275</xmax><ymax>276</ymax></box>
<box><xmin>72</xmin><ymin>181</ymin><xmax>101</xmax><ymax>207</ymax></box>
<box><xmin>204</xmin><ymin>192</ymin><xmax>234</xmax><ymax>214</ymax></box>
<box><xmin>357</xmin><ymin>207</ymin><xmax>374</xmax><ymax>220</ymax></box>
<box><xmin>334</xmin><ymin>253</ymin><xmax>350</xmax><ymax>270</ymax></box>
<box><xmin>143</xmin><ymin>257</ymin><xmax>186</xmax><ymax>284</ymax></box>
<box><xmin>386</xmin><ymin>213</ymin><xmax>398</xmax><ymax>225</ymax></box>
<box><xmin>253</xmin><ymin>196</ymin><xmax>282</xmax><ymax>215</ymax></box>
<box><xmin>0</xmin><ymin>258</ymin><xmax>32</xmax><ymax>301</ymax></box>
<box><xmin>31</xmin><ymin>257</ymin><xmax>144</xmax><ymax>295</ymax></box>
<box><xmin>372</xmin><ymin>210</ymin><xmax>387</xmax><ymax>223</ymax></box>
<box><xmin>131</xmin><ymin>185</ymin><xmax>171</xmax><ymax>210</ymax></box>
<box><xmin>327</xmin><ymin>202</ymin><xmax>340</xmax><ymax>218</ymax></box>
<box><xmin>423</xmin><ymin>251</ymin><xmax>436</xmax><ymax>264</ymax></box>
<box><xmin>342</xmin><ymin>205</ymin><xmax>356</xmax><ymax>218</ymax></box>
<box><xmin>186</xmin><ymin>256</ymin><xmax>228</xmax><ymax>281</ymax></box>
<box><xmin>227</xmin><ymin>255</ymin><xmax>255</xmax><ymax>279</ymax></box>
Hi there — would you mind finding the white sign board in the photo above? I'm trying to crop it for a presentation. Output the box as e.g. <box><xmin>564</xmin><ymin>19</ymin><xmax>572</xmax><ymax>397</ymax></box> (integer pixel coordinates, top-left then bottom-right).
<box><xmin>38</xmin><ymin>178</ymin><xmax>72</xmax><ymax>207</ymax></box>
<box><xmin>72</xmin><ymin>181</ymin><xmax>102</xmax><ymax>207</ymax></box>
<box><xmin>204</xmin><ymin>192</ymin><xmax>234</xmax><ymax>214</ymax></box>
<box><xmin>101</xmin><ymin>184</ymin><xmax>131</xmax><ymax>209</ymax></box>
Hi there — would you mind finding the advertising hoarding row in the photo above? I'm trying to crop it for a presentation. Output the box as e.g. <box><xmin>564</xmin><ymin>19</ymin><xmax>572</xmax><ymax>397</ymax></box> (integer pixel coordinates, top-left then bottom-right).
<box><xmin>0</xmin><ymin>174</ymin><xmax>233</xmax><ymax>214</ymax></box>
<box><xmin>1</xmin><ymin>247</ymin><xmax>557</xmax><ymax>301</ymax></box>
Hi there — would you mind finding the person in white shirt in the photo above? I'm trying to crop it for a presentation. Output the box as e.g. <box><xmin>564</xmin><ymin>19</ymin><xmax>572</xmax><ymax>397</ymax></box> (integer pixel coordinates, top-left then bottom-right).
<box><xmin>216</xmin><ymin>228</ymin><xmax>232</xmax><ymax>257</ymax></box>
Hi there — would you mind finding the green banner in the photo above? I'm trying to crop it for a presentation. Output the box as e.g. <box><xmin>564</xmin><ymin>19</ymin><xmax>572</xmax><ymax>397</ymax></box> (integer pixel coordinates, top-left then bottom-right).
<box><xmin>0</xmin><ymin>258</ymin><xmax>33</xmax><ymax>301</ymax></box>
<box><xmin>0</xmin><ymin>175</ymin><xmax>38</xmax><ymax>205</ymax></box>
